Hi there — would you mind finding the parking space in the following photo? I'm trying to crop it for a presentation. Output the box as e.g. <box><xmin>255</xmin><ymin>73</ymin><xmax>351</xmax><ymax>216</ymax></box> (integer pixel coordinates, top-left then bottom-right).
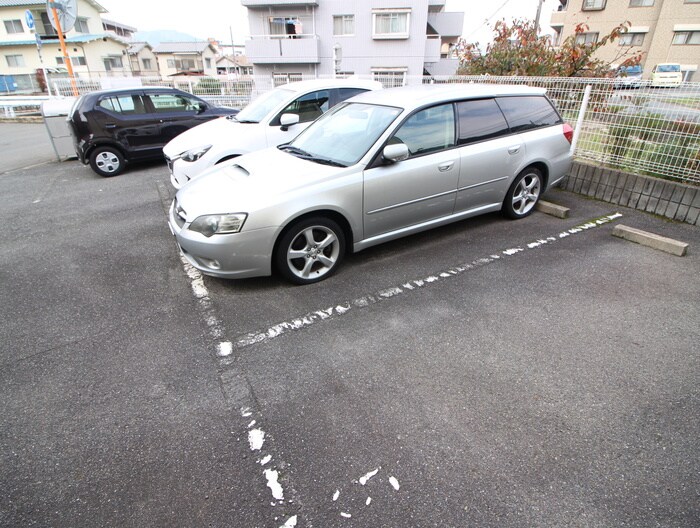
<box><xmin>1</xmin><ymin>151</ymin><xmax>699</xmax><ymax>526</ymax></box>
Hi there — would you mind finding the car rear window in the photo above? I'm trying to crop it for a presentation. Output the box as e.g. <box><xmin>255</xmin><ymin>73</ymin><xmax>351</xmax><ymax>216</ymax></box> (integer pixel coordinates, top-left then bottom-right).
<box><xmin>98</xmin><ymin>95</ymin><xmax>146</xmax><ymax>115</ymax></box>
<box><xmin>337</xmin><ymin>87</ymin><xmax>369</xmax><ymax>101</ymax></box>
<box><xmin>495</xmin><ymin>96</ymin><xmax>561</xmax><ymax>133</ymax></box>
<box><xmin>456</xmin><ymin>99</ymin><xmax>510</xmax><ymax>145</ymax></box>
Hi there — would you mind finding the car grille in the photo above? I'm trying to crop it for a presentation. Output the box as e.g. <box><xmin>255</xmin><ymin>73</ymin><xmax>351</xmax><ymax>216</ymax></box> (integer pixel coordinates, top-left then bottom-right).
<box><xmin>173</xmin><ymin>199</ymin><xmax>187</xmax><ymax>229</ymax></box>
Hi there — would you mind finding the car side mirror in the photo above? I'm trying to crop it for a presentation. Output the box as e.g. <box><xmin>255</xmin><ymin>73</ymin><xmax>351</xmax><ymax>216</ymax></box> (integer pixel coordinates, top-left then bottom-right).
<box><xmin>280</xmin><ymin>113</ymin><xmax>300</xmax><ymax>131</ymax></box>
<box><xmin>196</xmin><ymin>102</ymin><xmax>207</xmax><ymax>114</ymax></box>
<box><xmin>383</xmin><ymin>143</ymin><xmax>409</xmax><ymax>164</ymax></box>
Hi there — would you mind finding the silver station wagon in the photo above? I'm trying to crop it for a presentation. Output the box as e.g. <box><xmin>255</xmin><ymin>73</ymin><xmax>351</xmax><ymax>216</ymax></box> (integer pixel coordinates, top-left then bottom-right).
<box><xmin>168</xmin><ymin>84</ymin><xmax>573</xmax><ymax>284</ymax></box>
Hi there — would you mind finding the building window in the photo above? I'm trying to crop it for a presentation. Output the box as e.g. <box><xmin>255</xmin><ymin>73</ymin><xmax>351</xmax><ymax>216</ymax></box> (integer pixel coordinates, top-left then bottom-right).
<box><xmin>272</xmin><ymin>72</ymin><xmax>303</xmax><ymax>86</ymax></box>
<box><xmin>575</xmin><ymin>32</ymin><xmax>599</xmax><ymax>45</ymax></box>
<box><xmin>103</xmin><ymin>56</ymin><xmax>123</xmax><ymax>71</ymax></box>
<box><xmin>5</xmin><ymin>54</ymin><xmax>25</xmax><ymax>67</ymax></box>
<box><xmin>74</xmin><ymin>17</ymin><xmax>89</xmax><ymax>33</ymax></box>
<box><xmin>205</xmin><ymin>57</ymin><xmax>211</xmax><ymax>69</ymax></box>
<box><xmin>333</xmin><ymin>15</ymin><xmax>354</xmax><ymax>36</ymax></box>
<box><xmin>39</xmin><ymin>12</ymin><xmax>56</xmax><ymax>35</ymax></box>
<box><xmin>142</xmin><ymin>58</ymin><xmax>152</xmax><ymax>70</ymax></box>
<box><xmin>372</xmin><ymin>10</ymin><xmax>410</xmax><ymax>39</ymax></box>
<box><xmin>269</xmin><ymin>17</ymin><xmax>302</xmax><ymax>38</ymax></box>
<box><xmin>673</xmin><ymin>31</ymin><xmax>700</xmax><ymax>44</ymax></box>
<box><xmin>176</xmin><ymin>58</ymin><xmax>196</xmax><ymax>70</ymax></box>
<box><xmin>167</xmin><ymin>58</ymin><xmax>175</xmax><ymax>68</ymax></box>
<box><xmin>582</xmin><ymin>0</ymin><xmax>606</xmax><ymax>10</ymax></box>
<box><xmin>629</xmin><ymin>0</ymin><xmax>653</xmax><ymax>5</ymax></box>
<box><xmin>4</xmin><ymin>19</ymin><xmax>23</xmax><ymax>33</ymax></box>
<box><xmin>56</xmin><ymin>55</ymin><xmax>87</xmax><ymax>66</ymax></box>
<box><xmin>371</xmin><ymin>69</ymin><xmax>406</xmax><ymax>88</ymax></box>
<box><xmin>685</xmin><ymin>0</ymin><xmax>700</xmax><ymax>3</ymax></box>
<box><xmin>619</xmin><ymin>33</ymin><xmax>645</xmax><ymax>46</ymax></box>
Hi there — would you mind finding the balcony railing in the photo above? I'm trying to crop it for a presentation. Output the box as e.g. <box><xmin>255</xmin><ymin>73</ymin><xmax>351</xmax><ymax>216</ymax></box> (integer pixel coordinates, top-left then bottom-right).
<box><xmin>241</xmin><ymin>0</ymin><xmax>317</xmax><ymax>6</ymax></box>
<box><xmin>245</xmin><ymin>35</ymin><xmax>320</xmax><ymax>64</ymax></box>
<box><xmin>427</xmin><ymin>12</ymin><xmax>464</xmax><ymax>38</ymax></box>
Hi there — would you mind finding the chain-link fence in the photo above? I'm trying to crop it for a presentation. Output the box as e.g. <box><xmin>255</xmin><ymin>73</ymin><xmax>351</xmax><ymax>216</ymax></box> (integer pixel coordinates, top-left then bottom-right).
<box><xmin>20</xmin><ymin>74</ymin><xmax>700</xmax><ymax>184</ymax></box>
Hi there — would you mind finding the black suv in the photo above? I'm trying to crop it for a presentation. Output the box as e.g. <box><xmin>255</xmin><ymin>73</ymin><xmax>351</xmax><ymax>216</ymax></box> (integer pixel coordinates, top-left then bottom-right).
<box><xmin>68</xmin><ymin>87</ymin><xmax>239</xmax><ymax>177</ymax></box>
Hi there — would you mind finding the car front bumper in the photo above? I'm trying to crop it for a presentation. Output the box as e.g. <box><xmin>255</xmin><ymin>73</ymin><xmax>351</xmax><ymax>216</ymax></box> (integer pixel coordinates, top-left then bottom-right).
<box><xmin>168</xmin><ymin>199</ymin><xmax>275</xmax><ymax>279</ymax></box>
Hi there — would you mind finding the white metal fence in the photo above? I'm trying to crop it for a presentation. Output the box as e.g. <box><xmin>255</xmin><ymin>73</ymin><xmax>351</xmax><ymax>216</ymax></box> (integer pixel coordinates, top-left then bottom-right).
<box><xmin>7</xmin><ymin>73</ymin><xmax>700</xmax><ymax>184</ymax></box>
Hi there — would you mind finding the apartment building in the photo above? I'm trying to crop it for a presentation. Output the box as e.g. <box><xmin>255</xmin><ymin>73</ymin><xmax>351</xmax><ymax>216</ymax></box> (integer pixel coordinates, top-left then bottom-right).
<box><xmin>241</xmin><ymin>0</ymin><xmax>464</xmax><ymax>84</ymax></box>
<box><xmin>0</xmin><ymin>0</ymin><xmax>133</xmax><ymax>82</ymax></box>
<box><xmin>550</xmin><ymin>0</ymin><xmax>700</xmax><ymax>80</ymax></box>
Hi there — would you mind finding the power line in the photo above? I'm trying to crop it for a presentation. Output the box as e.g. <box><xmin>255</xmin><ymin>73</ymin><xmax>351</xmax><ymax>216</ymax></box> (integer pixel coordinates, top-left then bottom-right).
<box><xmin>464</xmin><ymin>0</ymin><xmax>513</xmax><ymax>40</ymax></box>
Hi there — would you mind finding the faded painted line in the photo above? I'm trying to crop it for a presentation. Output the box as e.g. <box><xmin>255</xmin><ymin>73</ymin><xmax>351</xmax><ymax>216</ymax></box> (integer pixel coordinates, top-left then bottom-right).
<box><xmin>164</xmin><ymin>182</ymin><xmax>299</xmax><ymax>527</ymax></box>
<box><xmin>232</xmin><ymin>213</ymin><xmax>623</xmax><ymax>351</ymax></box>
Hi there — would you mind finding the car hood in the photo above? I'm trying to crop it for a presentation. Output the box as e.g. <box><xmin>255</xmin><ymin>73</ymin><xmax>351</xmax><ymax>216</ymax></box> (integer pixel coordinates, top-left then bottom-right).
<box><xmin>175</xmin><ymin>147</ymin><xmax>338</xmax><ymax>219</ymax></box>
<box><xmin>163</xmin><ymin>116</ymin><xmax>263</xmax><ymax>157</ymax></box>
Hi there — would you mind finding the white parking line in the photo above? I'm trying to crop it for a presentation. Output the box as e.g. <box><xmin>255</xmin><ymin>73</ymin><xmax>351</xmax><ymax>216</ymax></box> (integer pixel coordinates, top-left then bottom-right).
<box><xmin>230</xmin><ymin>213</ymin><xmax>623</xmax><ymax>351</ymax></box>
<box><xmin>171</xmin><ymin>207</ymin><xmax>622</xmax><ymax>528</ymax></box>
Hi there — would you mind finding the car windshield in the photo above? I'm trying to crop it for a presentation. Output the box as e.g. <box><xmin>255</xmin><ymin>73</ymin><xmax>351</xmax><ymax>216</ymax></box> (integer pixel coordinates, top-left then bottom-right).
<box><xmin>286</xmin><ymin>102</ymin><xmax>402</xmax><ymax>167</ymax></box>
<box><xmin>620</xmin><ymin>65</ymin><xmax>642</xmax><ymax>75</ymax></box>
<box><xmin>235</xmin><ymin>88</ymin><xmax>294</xmax><ymax>123</ymax></box>
<box><xmin>657</xmin><ymin>64</ymin><xmax>680</xmax><ymax>73</ymax></box>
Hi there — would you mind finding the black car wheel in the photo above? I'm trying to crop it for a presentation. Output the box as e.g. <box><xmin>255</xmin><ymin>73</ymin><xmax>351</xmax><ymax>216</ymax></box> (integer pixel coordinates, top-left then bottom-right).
<box><xmin>275</xmin><ymin>217</ymin><xmax>345</xmax><ymax>285</ymax></box>
<box><xmin>89</xmin><ymin>147</ymin><xmax>125</xmax><ymax>177</ymax></box>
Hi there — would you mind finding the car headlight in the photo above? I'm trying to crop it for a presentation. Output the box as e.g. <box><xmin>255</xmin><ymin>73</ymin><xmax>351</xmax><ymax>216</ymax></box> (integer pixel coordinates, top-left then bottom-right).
<box><xmin>188</xmin><ymin>213</ymin><xmax>247</xmax><ymax>237</ymax></box>
<box><xmin>181</xmin><ymin>145</ymin><xmax>212</xmax><ymax>162</ymax></box>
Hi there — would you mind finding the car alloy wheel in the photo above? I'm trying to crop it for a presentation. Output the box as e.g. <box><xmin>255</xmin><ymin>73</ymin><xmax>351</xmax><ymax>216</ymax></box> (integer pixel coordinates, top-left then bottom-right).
<box><xmin>503</xmin><ymin>167</ymin><xmax>543</xmax><ymax>219</ymax></box>
<box><xmin>276</xmin><ymin>217</ymin><xmax>345</xmax><ymax>285</ymax></box>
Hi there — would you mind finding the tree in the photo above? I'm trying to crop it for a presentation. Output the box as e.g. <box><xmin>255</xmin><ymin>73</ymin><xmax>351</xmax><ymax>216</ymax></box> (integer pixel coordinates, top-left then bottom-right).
<box><xmin>457</xmin><ymin>18</ymin><xmax>642</xmax><ymax>77</ymax></box>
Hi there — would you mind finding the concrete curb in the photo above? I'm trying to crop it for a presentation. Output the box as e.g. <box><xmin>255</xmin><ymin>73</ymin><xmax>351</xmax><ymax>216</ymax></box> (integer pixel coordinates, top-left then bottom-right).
<box><xmin>612</xmin><ymin>224</ymin><xmax>689</xmax><ymax>256</ymax></box>
<box><xmin>561</xmin><ymin>162</ymin><xmax>700</xmax><ymax>227</ymax></box>
<box><xmin>536</xmin><ymin>200</ymin><xmax>570</xmax><ymax>219</ymax></box>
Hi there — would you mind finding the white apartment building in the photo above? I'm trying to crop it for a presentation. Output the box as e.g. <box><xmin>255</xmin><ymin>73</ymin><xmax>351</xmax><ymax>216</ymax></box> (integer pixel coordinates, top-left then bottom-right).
<box><xmin>242</xmin><ymin>0</ymin><xmax>464</xmax><ymax>84</ymax></box>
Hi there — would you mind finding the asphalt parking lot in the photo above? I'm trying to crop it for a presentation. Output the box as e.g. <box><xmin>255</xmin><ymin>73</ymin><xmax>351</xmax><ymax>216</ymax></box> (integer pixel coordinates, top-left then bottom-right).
<box><xmin>1</xmin><ymin>123</ymin><xmax>699</xmax><ymax>527</ymax></box>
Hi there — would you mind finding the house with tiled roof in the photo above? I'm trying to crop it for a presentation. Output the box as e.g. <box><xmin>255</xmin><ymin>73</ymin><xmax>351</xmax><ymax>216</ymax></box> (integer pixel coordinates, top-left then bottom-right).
<box><xmin>0</xmin><ymin>0</ymin><xmax>131</xmax><ymax>86</ymax></box>
<box><xmin>152</xmin><ymin>41</ymin><xmax>218</xmax><ymax>77</ymax></box>
<box><xmin>127</xmin><ymin>41</ymin><xmax>158</xmax><ymax>76</ymax></box>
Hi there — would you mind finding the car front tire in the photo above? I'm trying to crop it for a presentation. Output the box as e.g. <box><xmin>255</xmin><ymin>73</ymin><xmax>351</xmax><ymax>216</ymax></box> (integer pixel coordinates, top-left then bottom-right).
<box><xmin>275</xmin><ymin>217</ymin><xmax>345</xmax><ymax>285</ymax></box>
<box><xmin>89</xmin><ymin>146</ymin><xmax>125</xmax><ymax>177</ymax></box>
<box><xmin>503</xmin><ymin>167</ymin><xmax>543</xmax><ymax>219</ymax></box>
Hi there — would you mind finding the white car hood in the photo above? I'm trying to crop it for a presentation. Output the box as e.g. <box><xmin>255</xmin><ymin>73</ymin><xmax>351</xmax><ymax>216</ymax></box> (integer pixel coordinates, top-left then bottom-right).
<box><xmin>176</xmin><ymin>147</ymin><xmax>338</xmax><ymax>219</ymax></box>
<box><xmin>163</xmin><ymin>116</ymin><xmax>265</xmax><ymax>158</ymax></box>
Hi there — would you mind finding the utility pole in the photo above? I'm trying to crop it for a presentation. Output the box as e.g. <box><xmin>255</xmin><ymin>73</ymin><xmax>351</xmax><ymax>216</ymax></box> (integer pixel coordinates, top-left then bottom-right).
<box><xmin>535</xmin><ymin>0</ymin><xmax>545</xmax><ymax>33</ymax></box>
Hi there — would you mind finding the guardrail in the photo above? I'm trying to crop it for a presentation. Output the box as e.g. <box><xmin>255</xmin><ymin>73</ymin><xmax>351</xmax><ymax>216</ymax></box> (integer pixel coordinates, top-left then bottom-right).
<box><xmin>0</xmin><ymin>95</ymin><xmax>50</xmax><ymax>117</ymax></box>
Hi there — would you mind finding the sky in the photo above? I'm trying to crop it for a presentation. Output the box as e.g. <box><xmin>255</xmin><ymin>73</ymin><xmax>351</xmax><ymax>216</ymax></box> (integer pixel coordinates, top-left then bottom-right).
<box><xmin>97</xmin><ymin>0</ymin><xmax>558</xmax><ymax>49</ymax></box>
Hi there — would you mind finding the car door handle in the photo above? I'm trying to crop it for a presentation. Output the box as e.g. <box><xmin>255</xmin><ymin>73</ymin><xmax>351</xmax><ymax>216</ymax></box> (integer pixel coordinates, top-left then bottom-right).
<box><xmin>105</xmin><ymin>123</ymin><xmax>116</xmax><ymax>129</ymax></box>
<box><xmin>508</xmin><ymin>145</ymin><xmax>521</xmax><ymax>155</ymax></box>
<box><xmin>438</xmin><ymin>161</ymin><xmax>455</xmax><ymax>172</ymax></box>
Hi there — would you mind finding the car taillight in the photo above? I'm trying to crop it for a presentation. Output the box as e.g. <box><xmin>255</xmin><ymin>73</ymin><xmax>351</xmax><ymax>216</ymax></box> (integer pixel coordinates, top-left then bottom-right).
<box><xmin>563</xmin><ymin>123</ymin><xmax>574</xmax><ymax>144</ymax></box>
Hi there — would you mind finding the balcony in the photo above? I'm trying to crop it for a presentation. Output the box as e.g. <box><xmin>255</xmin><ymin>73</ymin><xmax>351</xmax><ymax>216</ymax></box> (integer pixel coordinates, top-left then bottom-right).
<box><xmin>550</xmin><ymin>10</ymin><xmax>567</xmax><ymax>26</ymax></box>
<box><xmin>427</xmin><ymin>12</ymin><xmax>464</xmax><ymax>38</ymax></box>
<box><xmin>425</xmin><ymin>58</ymin><xmax>459</xmax><ymax>76</ymax></box>
<box><xmin>245</xmin><ymin>36</ymin><xmax>319</xmax><ymax>64</ymax></box>
<box><xmin>241</xmin><ymin>0</ymin><xmax>317</xmax><ymax>6</ymax></box>
<box><xmin>424</xmin><ymin>36</ymin><xmax>441</xmax><ymax>63</ymax></box>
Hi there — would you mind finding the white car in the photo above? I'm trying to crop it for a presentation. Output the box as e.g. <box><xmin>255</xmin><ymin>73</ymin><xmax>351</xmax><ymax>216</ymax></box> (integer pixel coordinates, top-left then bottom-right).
<box><xmin>163</xmin><ymin>79</ymin><xmax>382</xmax><ymax>189</ymax></box>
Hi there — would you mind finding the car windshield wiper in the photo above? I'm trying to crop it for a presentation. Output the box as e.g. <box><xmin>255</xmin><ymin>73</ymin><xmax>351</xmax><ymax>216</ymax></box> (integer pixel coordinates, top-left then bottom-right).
<box><xmin>279</xmin><ymin>145</ymin><xmax>347</xmax><ymax>167</ymax></box>
<box><xmin>306</xmin><ymin>157</ymin><xmax>347</xmax><ymax>167</ymax></box>
<box><xmin>228</xmin><ymin>114</ymin><xmax>258</xmax><ymax>123</ymax></box>
<box><xmin>279</xmin><ymin>144</ymin><xmax>312</xmax><ymax>157</ymax></box>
